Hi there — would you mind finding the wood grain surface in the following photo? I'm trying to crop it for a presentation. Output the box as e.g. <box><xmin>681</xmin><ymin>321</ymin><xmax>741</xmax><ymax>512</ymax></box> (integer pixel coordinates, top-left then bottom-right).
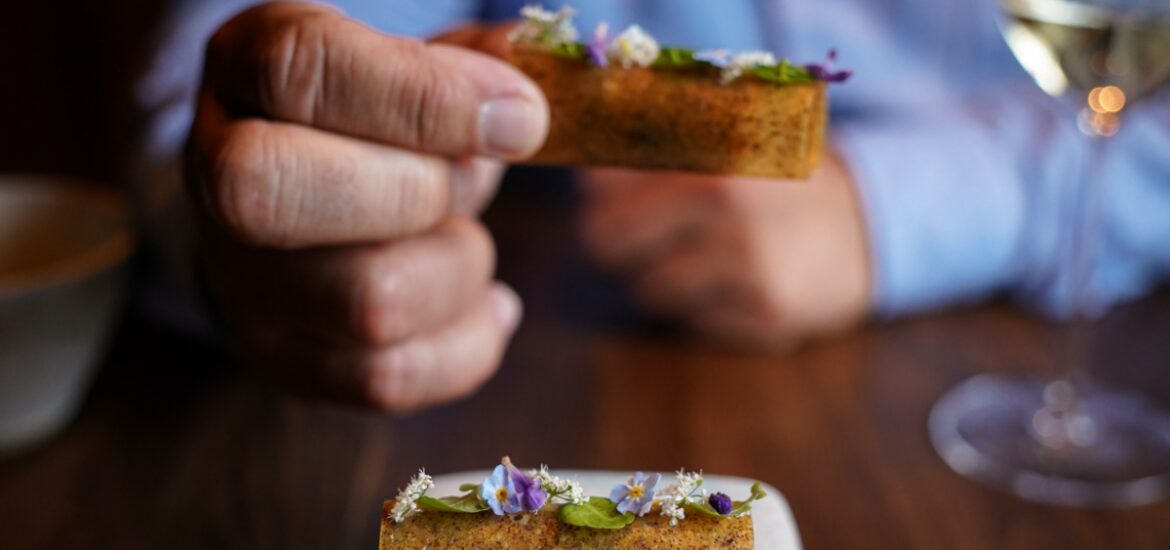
<box><xmin>1</xmin><ymin>175</ymin><xmax>1168</xmax><ymax>550</ymax></box>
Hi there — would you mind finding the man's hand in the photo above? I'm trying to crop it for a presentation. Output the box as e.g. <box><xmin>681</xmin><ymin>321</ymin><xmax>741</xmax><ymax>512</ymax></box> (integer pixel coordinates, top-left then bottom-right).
<box><xmin>579</xmin><ymin>156</ymin><xmax>871</xmax><ymax>349</ymax></box>
<box><xmin>186</xmin><ymin>3</ymin><xmax>548</xmax><ymax>412</ymax></box>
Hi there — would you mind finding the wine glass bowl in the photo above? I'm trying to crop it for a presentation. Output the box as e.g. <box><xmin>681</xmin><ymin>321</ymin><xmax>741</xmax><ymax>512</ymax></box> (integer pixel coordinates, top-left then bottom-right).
<box><xmin>928</xmin><ymin>0</ymin><xmax>1170</xmax><ymax>507</ymax></box>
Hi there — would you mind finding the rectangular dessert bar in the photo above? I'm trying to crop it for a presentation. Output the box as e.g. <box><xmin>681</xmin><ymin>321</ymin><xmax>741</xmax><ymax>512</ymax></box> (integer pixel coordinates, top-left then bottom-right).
<box><xmin>379</xmin><ymin>499</ymin><xmax>753</xmax><ymax>549</ymax></box>
<box><xmin>510</xmin><ymin>46</ymin><xmax>827</xmax><ymax>180</ymax></box>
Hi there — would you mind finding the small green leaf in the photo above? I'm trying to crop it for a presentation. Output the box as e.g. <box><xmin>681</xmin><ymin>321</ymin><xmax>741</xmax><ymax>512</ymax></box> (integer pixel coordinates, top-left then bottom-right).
<box><xmin>549</xmin><ymin>42</ymin><xmax>586</xmax><ymax>60</ymax></box>
<box><xmin>458</xmin><ymin>483</ymin><xmax>480</xmax><ymax>493</ymax></box>
<box><xmin>750</xmin><ymin>482</ymin><xmax>767</xmax><ymax>501</ymax></box>
<box><xmin>730</xmin><ymin>482</ymin><xmax>768</xmax><ymax>516</ymax></box>
<box><xmin>684</xmin><ymin>501</ymin><xmax>722</xmax><ymax>517</ymax></box>
<box><xmin>557</xmin><ymin>497</ymin><xmax>636</xmax><ymax>529</ymax></box>
<box><xmin>417</xmin><ymin>493</ymin><xmax>489</xmax><ymax>513</ymax></box>
<box><xmin>749</xmin><ymin>62</ymin><xmax>814</xmax><ymax>84</ymax></box>
<box><xmin>653</xmin><ymin>47</ymin><xmax>701</xmax><ymax>68</ymax></box>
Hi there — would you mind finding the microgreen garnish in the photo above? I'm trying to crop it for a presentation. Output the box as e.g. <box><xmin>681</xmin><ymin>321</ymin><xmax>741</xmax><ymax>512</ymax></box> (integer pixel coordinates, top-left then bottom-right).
<box><xmin>558</xmin><ymin>497</ymin><xmax>637</xmax><ymax>529</ymax></box>
<box><xmin>729</xmin><ymin>482</ymin><xmax>768</xmax><ymax>516</ymax></box>
<box><xmin>388</xmin><ymin>460</ymin><xmax>768</xmax><ymax>531</ymax></box>
<box><xmin>416</xmin><ymin>492</ymin><xmax>489</xmax><ymax>514</ymax></box>
<box><xmin>510</xmin><ymin>4</ymin><xmax>849</xmax><ymax>85</ymax></box>
<box><xmin>389</xmin><ymin>469</ymin><xmax>434</xmax><ymax>523</ymax></box>
<box><xmin>750</xmin><ymin>60</ymin><xmax>816</xmax><ymax>85</ymax></box>
<box><xmin>654</xmin><ymin>47</ymin><xmax>702</xmax><ymax>68</ymax></box>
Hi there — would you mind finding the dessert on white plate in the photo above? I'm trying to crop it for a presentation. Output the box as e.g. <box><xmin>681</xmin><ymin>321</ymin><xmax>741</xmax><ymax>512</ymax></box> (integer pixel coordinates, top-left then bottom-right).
<box><xmin>380</xmin><ymin>457</ymin><xmax>802</xmax><ymax>549</ymax></box>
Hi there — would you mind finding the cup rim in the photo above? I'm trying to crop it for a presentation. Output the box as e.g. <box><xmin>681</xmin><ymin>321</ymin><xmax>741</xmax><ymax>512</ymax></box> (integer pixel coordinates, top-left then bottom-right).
<box><xmin>0</xmin><ymin>174</ymin><xmax>136</xmax><ymax>296</ymax></box>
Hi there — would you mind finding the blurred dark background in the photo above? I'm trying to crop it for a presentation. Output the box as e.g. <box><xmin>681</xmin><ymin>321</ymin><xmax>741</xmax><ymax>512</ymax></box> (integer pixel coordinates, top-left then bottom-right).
<box><xmin>0</xmin><ymin>1</ymin><xmax>164</xmax><ymax>183</ymax></box>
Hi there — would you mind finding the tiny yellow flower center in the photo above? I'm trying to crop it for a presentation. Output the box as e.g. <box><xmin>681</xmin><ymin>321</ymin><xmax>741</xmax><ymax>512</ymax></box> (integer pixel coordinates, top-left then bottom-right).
<box><xmin>496</xmin><ymin>487</ymin><xmax>509</xmax><ymax>502</ymax></box>
<box><xmin>618</xmin><ymin>37</ymin><xmax>632</xmax><ymax>55</ymax></box>
<box><xmin>628</xmin><ymin>485</ymin><xmax>645</xmax><ymax>499</ymax></box>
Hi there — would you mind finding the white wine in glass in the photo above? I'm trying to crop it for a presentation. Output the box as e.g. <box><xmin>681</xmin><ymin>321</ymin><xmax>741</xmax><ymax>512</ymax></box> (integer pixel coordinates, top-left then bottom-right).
<box><xmin>929</xmin><ymin>0</ymin><xmax>1170</xmax><ymax>507</ymax></box>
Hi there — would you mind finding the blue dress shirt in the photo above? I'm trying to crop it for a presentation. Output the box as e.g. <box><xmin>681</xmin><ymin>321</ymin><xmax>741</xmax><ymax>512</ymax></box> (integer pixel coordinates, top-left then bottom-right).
<box><xmin>135</xmin><ymin>0</ymin><xmax>1170</xmax><ymax>319</ymax></box>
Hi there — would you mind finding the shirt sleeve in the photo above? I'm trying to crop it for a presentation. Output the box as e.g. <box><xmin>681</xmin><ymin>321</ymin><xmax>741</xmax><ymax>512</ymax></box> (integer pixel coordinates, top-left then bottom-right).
<box><xmin>834</xmin><ymin>85</ymin><xmax>1170</xmax><ymax>318</ymax></box>
<box><xmin>771</xmin><ymin>0</ymin><xmax>1170</xmax><ymax>318</ymax></box>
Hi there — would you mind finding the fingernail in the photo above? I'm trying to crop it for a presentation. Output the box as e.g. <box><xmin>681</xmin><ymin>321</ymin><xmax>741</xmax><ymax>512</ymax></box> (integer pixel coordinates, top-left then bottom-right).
<box><xmin>490</xmin><ymin>284</ymin><xmax>523</xmax><ymax>334</ymax></box>
<box><xmin>479</xmin><ymin>97</ymin><xmax>546</xmax><ymax>158</ymax></box>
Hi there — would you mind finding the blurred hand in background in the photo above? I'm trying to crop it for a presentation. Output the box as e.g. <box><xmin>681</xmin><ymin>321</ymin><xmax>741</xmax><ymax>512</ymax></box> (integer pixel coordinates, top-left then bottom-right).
<box><xmin>579</xmin><ymin>155</ymin><xmax>870</xmax><ymax>349</ymax></box>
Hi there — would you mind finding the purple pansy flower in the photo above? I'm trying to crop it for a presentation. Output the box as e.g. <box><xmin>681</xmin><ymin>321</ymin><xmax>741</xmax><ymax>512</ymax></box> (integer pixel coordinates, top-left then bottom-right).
<box><xmin>587</xmin><ymin>22</ymin><xmax>609</xmax><ymax>67</ymax></box>
<box><xmin>609</xmin><ymin>472</ymin><xmax>661</xmax><ymax>516</ymax></box>
<box><xmin>804</xmin><ymin>49</ymin><xmax>852</xmax><ymax>83</ymax></box>
<box><xmin>480</xmin><ymin>464</ymin><xmax>523</xmax><ymax>515</ymax></box>
<box><xmin>504</xmin><ymin>458</ymin><xmax>548</xmax><ymax>512</ymax></box>
<box><xmin>709</xmin><ymin>492</ymin><xmax>733</xmax><ymax>515</ymax></box>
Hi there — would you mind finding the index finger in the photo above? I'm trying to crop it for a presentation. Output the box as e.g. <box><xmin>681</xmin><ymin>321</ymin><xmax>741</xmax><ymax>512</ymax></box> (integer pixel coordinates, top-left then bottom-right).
<box><xmin>204</xmin><ymin>3</ymin><xmax>548</xmax><ymax>159</ymax></box>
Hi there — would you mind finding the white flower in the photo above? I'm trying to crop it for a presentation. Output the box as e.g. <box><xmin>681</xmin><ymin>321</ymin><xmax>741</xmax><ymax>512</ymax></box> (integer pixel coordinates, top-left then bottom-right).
<box><xmin>719</xmin><ymin>50</ymin><xmax>777</xmax><ymax>83</ymax></box>
<box><xmin>510</xmin><ymin>5</ymin><xmax>579</xmax><ymax>46</ymax></box>
<box><xmin>608</xmin><ymin>25</ymin><xmax>660</xmax><ymax>68</ymax></box>
<box><xmin>390</xmin><ymin>469</ymin><xmax>434</xmax><ymax>523</ymax></box>
<box><xmin>529</xmin><ymin>465</ymin><xmax>585</xmax><ymax>505</ymax></box>
<box><xmin>674</xmin><ymin>469</ymin><xmax>704</xmax><ymax>498</ymax></box>
<box><xmin>653</xmin><ymin>469</ymin><xmax>706</xmax><ymax>526</ymax></box>
<box><xmin>660</xmin><ymin>497</ymin><xmax>686</xmax><ymax>526</ymax></box>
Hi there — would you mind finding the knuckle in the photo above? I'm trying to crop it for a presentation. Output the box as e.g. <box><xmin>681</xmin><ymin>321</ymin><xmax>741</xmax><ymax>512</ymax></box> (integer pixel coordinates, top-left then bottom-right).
<box><xmin>353</xmin><ymin>264</ymin><xmax>413</xmax><ymax>345</ymax></box>
<box><xmin>387</xmin><ymin>43</ymin><xmax>457</xmax><ymax>149</ymax></box>
<box><xmin>208</xmin><ymin>121</ymin><xmax>282</xmax><ymax>245</ymax></box>
<box><xmin>254</xmin><ymin>11</ymin><xmax>333</xmax><ymax>120</ymax></box>
<box><xmin>387</xmin><ymin>157</ymin><xmax>449</xmax><ymax>234</ymax></box>
<box><xmin>365</xmin><ymin>343</ymin><xmax>431</xmax><ymax>412</ymax></box>
<box><xmin>434</xmin><ymin>218</ymin><xmax>497</xmax><ymax>284</ymax></box>
<box><xmin>452</xmin><ymin>218</ymin><xmax>496</xmax><ymax>268</ymax></box>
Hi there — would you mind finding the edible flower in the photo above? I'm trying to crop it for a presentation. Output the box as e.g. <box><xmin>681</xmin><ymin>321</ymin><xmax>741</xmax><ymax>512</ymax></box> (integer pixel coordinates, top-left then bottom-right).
<box><xmin>721</xmin><ymin>51</ymin><xmax>778</xmax><ymax>84</ymax></box>
<box><xmin>656</xmin><ymin>469</ymin><xmax>706</xmax><ymax>526</ymax></box>
<box><xmin>804</xmin><ymin>49</ymin><xmax>852</xmax><ymax>82</ymax></box>
<box><xmin>586</xmin><ymin>22</ymin><xmax>609</xmax><ymax>67</ymax></box>
<box><xmin>503</xmin><ymin>456</ymin><xmax>548</xmax><ymax>512</ymax></box>
<box><xmin>709</xmin><ymin>492</ymin><xmax>733</xmax><ymax>515</ymax></box>
<box><xmin>609</xmin><ymin>471</ymin><xmax>661</xmax><ymax>516</ymax></box>
<box><xmin>511</xmin><ymin>4</ymin><xmax>579</xmax><ymax>47</ymax></box>
<box><xmin>390</xmin><ymin>469</ymin><xmax>434</xmax><ymax>523</ymax></box>
<box><xmin>480</xmin><ymin>464</ymin><xmax>523</xmax><ymax>515</ymax></box>
<box><xmin>530</xmin><ymin>464</ymin><xmax>585</xmax><ymax>505</ymax></box>
<box><xmin>693</xmin><ymin>49</ymin><xmax>731</xmax><ymax>68</ymax></box>
<box><xmin>609</xmin><ymin>25</ymin><xmax>660</xmax><ymax>68</ymax></box>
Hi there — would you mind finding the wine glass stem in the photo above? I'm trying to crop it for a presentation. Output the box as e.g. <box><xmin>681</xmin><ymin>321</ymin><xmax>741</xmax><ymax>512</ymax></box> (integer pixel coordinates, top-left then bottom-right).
<box><xmin>1038</xmin><ymin>112</ymin><xmax>1110</xmax><ymax>448</ymax></box>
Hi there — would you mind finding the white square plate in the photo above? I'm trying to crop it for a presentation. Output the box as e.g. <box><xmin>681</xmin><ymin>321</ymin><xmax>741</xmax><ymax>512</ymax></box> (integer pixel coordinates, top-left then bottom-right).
<box><xmin>428</xmin><ymin>470</ymin><xmax>802</xmax><ymax>550</ymax></box>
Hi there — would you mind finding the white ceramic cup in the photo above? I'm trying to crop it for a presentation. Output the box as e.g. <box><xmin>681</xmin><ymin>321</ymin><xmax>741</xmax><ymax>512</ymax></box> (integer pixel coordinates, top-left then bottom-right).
<box><xmin>0</xmin><ymin>175</ymin><xmax>134</xmax><ymax>455</ymax></box>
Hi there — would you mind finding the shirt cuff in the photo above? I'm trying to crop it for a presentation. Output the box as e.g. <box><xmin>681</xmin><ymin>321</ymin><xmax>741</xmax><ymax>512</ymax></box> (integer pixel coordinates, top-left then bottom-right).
<box><xmin>833</xmin><ymin>117</ymin><xmax>1028</xmax><ymax>317</ymax></box>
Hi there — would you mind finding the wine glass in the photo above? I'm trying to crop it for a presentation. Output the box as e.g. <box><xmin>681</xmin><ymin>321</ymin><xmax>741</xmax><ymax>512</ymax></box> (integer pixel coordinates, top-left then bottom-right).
<box><xmin>928</xmin><ymin>0</ymin><xmax>1170</xmax><ymax>507</ymax></box>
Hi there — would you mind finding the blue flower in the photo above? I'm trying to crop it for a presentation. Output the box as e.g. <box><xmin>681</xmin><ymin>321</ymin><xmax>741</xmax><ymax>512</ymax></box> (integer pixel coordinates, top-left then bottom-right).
<box><xmin>505</xmin><ymin>459</ymin><xmax>548</xmax><ymax>511</ymax></box>
<box><xmin>480</xmin><ymin>465</ymin><xmax>522</xmax><ymax>515</ymax></box>
<box><xmin>709</xmin><ymin>492</ymin><xmax>733</xmax><ymax>515</ymax></box>
<box><xmin>609</xmin><ymin>472</ymin><xmax>661</xmax><ymax>516</ymax></box>
<box><xmin>804</xmin><ymin>49</ymin><xmax>852</xmax><ymax>83</ymax></box>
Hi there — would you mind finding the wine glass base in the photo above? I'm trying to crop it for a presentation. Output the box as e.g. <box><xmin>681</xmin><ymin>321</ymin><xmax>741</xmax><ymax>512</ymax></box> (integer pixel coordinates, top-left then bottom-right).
<box><xmin>930</xmin><ymin>374</ymin><xmax>1170</xmax><ymax>507</ymax></box>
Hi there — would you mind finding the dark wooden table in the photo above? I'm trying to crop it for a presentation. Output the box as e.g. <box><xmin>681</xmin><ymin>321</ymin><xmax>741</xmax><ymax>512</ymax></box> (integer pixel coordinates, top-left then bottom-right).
<box><xmin>2</xmin><ymin>178</ymin><xmax>1169</xmax><ymax>550</ymax></box>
